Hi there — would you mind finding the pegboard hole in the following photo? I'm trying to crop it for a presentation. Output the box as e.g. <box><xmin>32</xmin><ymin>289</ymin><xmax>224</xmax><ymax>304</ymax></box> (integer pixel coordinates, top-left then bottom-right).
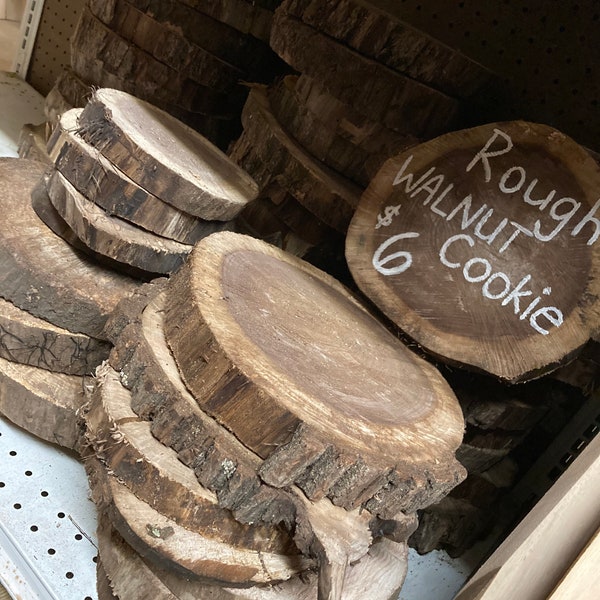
<box><xmin>75</xmin><ymin>534</ymin><xmax>83</xmax><ymax>541</ymax></box>
<box><xmin>9</xmin><ymin>450</ymin><xmax>17</xmax><ymax>456</ymax></box>
<box><xmin>41</xmin><ymin>490</ymin><xmax>49</xmax><ymax>497</ymax></box>
<box><xmin>47</xmin><ymin>548</ymin><xmax>56</xmax><ymax>555</ymax></box>
<box><xmin>57</xmin><ymin>512</ymin><xmax>65</xmax><ymax>519</ymax></box>
<box><xmin>30</xmin><ymin>525</ymin><xmax>38</xmax><ymax>532</ymax></box>
<box><xmin>65</xmin><ymin>572</ymin><xmax>74</xmax><ymax>579</ymax></box>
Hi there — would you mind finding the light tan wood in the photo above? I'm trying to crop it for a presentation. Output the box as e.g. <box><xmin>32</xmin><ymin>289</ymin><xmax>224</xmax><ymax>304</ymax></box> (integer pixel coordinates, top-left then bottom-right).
<box><xmin>0</xmin><ymin>355</ymin><xmax>84</xmax><ymax>450</ymax></box>
<box><xmin>0</xmin><ymin>158</ymin><xmax>140</xmax><ymax>339</ymax></box>
<box><xmin>77</xmin><ymin>88</ymin><xmax>258</xmax><ymax>220</ymax></box>
<box><xmin>46</xmin><ymin>169</ymin><xmax>192</xmax><ymax>275</ymax></box>
<box><xmin>0</xmin><ymin>296</ymin><xmax>109</xmax><ymax>375</ymax></box>
<box><xmin>85</xmin><ymin>363</ymin><xmax>298</xmax><ymax>556</ymax></box>
<box><xmin>48</xmin><ymin>109</ymin><xmax>231</xmax><ymax>244</ymax></box>
<box><xmin>547</xmin><ymin>526</ymin><xmax>600</xmax><ymax>599</ymax></box>
<box><xmin>229</xmin><ymin>86</ymin><xmax>362</xmax><ymax>233</ymax></box>
<box><xmin>278</xmin><ymin>0</ymin><xmax>496</xmax><ymax>99</ymax></box>
<box><xmin>269</xmin><ymin>11</ymin><xmax>459</xmax><ymax>138</ymax></box>
<box><xmin>86</xmin><ymin>455</ymin><xmax>311</xmax><ymax>585</ymax></box>
<box><xmin>97</xmin><ymin>511</ymin><xmax>409</xmax><ymax>600</ymax></box>
<box><xmin>164</xmin><ymin>231</ymin><xmax>465</xmax><ymax>518</ymax></box>
<box><xmin>346</xmin><ymin>121</ymin><xmax>600</xmax><ymax>382</ymax></box>
<box><xmin>455</xmin><ymin>433</ymin><xmax>600</xmax><ymax>600</ymax></box>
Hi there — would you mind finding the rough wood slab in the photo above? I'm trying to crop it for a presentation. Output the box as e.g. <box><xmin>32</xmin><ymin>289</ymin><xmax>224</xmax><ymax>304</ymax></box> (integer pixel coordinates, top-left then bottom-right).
<box><xmin>89</xmin><ymin>0</ymin><xmax>246</xmax><ymax>93</ymax></box>
<box><xmin>0</xmin><ymin>355</ymin><xmax>85</xmax><ymax>449</ymax></box>
<box><xmin>78</xmin><ymin>88</ymin><xmax>258</xmax><ymax>220</ymax></box>
<box><xmin>85</xmin><ymin>363</ymin><xmax>299</xmax><ymax>556</ymax></box>
<box><xmin>270</xmin><ymin>76</ymin><xmax>416</xmax><ymax>188</ymax></box>
<box><xmin>346</xmin><ymin>121</ymin><xmax>600</xmax><ymax>382</ymax></box>
<box><xmin>48</xmin><ymin>109</ymin><xmax>230</xmax><ymax>245</ymax></box>
<box><xmin>0</xmin><ymin>158</ymin><xmax>140</xmax><ymax>339</ymax></box>
<box><xmin>86</xmin><ymin>455</ymin><xmax>311</xmax><ymax>585</ymax></box>
<box><xmin>269</xmin><ymin>11</ymin><xmax>460</xmax><ymax>138</ymax></box>
<box><xmin>164</xmin><ymin>232</ymin><xmax>466</xmax><ymax>518</ymax></box>
<box><xmin>44</xmin><ymin>66</ymin><xmax>92</xmax><ymax>127</ymax></box>
<box><xmin>0</xmin><ymin>296</ymin><xmax>109</xmax><ymax>376</ymax></box>
<box><xmin>229</xmin><ymin>86</ymin><xmax>362</xmax><ymax>233</ymax></box>
<box><xmin>30</xmin><ymin>173</ymin><xmax>159</xmax><ymax>282</ymax></box>
<box><xmin>46</xmin><ymin>169</ymin><xmax>192</xmax><ymax>275</ymax></box>
<box><xmin>90</xmin><ymin>0</ymin><xmax>283</xmax><ymax>82</ymax></box>
<box><xmin>278</xmin><ymin>0</ymin><xmax>496</xmax><ymax>100</ymax></box>
<box><xmin>98</xmin><ymin>511</ymin><xmax>409</xmax><ymax>600</ymax></box>
<box><xmin>103</xmin><ymin>283</ymin><xmax>414</xmax><ymax>599</ymax></box>
<box><xmin>70</xmin><ymin>8</ymin><xmax>246</xmax><ymax>116</ymax></box>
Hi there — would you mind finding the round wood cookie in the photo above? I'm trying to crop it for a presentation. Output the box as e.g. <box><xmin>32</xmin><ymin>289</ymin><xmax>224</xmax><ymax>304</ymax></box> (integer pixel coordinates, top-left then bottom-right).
<box><xmin>0</xmin><ymin>355</ymin><xmax>84</xmax><ymax>450</ymax></box>
<box><xmin>97</xmin><ymin>511</ymin><xmax>408</xmax><ymax>600</ymax></box>
<box><xmin>85</xmin><ymin>363</ymin><xmax>298</xmax><ymax>556</ymax></box>
<box><xmin>49</xmin><ymin>109</ymin><xmax>231</xmax><ymax>245</ymax></box>
<box><xmin>346</xmin><ymin>121</ymin><xmax>600</xmax><ymax>382</ymax></box>
<box><xmin>46</xmin><ymin>170</ymin><xmax>192</xmax><ymax>276</ymax></box>
<box><xmin>85</xmin><ymin>455</ymin><xmax>312</xmax><ymax>585</ymax></box>
<box><xmin>269</xmin><ymin>11</ymin><xmax>459</xmax><ymax>138</ymax></box>
<box><xmin>0</xmin><ymin>158</ymin><xmax>140</xmax><ymax>339</ymax></box>
<box><xmin>77</xmin><ymin>88</ymin><xmax>258</xmax><ymax>220</ymax></box>
<box><xmin>164</xmin><ymin>232</ymin><xmax>465</xmax><ymax>518</ymax></box>
<box><xmin>278</xmin><ymin>0</ymin><xmax>496</xmax><ymax>100</ymax></box>
<box><xmin>0</xmin><ymin>296</ymin><xmax>109</xmax><ymax>376</ymax></box>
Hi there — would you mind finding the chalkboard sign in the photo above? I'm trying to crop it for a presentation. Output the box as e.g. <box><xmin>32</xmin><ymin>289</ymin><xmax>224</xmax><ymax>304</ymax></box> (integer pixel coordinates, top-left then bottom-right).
<box><xmin>346</xmin><ymin>122</ymin><xmax>600</xmax><ymax>382</ymax></box>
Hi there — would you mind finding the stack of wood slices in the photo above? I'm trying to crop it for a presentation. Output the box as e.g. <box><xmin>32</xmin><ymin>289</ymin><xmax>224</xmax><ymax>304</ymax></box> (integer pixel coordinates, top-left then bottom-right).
<box><xmin>228</xmin><ymin>0</ymin><xmax>498</xmax><ymax>265</ymax></box>
<box><xmin>83</xmin><ymin>231</ymin><xmax>467</xmax><ymax>599</ymax></box>
<box><xmin>346</xmin><ymin>120</ymin><xmax>600</xmax><ymax>554</ymax></box>
<box><xmin>0</xmin><ymin>157</ymin><xmax>141</xmax><ymax>450</ymax></box>
<box><xmin>50</xmin><ymin>0</ymin><xmax>288</xmax><ymax>149</ymax></box>
<box><xmin>38</xmin><ymin>87</ymin><xmax>257</xmax><ymax>279</ymax></box>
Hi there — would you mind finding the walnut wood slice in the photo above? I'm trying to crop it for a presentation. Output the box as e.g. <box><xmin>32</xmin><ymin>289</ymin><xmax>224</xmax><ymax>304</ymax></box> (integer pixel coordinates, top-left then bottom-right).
<box><xmin>0</xmin><ymin>158</ymin><xmax>140</xmax><ymax>338</ymax></box>
<box><xmin>122</xmin><ymin>0</ymin><xmax>282</xmax><ymax>74</ymax></box>
<box><xmin>46</xmin><ymin>170</ymin><xmax>191</xmax><ymax>275</ymax></box>
<box><xmin>89</xmin><ymin>0</ymin><xmax>245</xmax><ymax>93</ymax></box>
<box><xmin>86</xmin><ymin>456</ymin><xmax>311</xmax><ymax>585</ymax></box>
<box><xmin>106</xmin><ymin>286</ymin><xmax>298</xmax><ymax>528</ymax></box>
<box><xmin>164</xmin><ymin>231</ymin><xmax>466</xmax><ymax>517</ymax></box>
<box><xmin>98</xmin><ymin>511</ymin><xmax>408</xmax><ymax>600</ymax></box>
<box><xmin>278</xmin><ymin>0</ymin><xmax>496</xmax><ymax>100</ymax></box>
<box><xmin>104</xmin><ymin>282</ymin><xmax>413</xmax><ymax>599</ymax></box>
<box><xmin>48</xmin><ymin>109</ymin><xmax>230</xmax><ymax>245</ymax></box>
<box><xmin>30</xmin><ymin>174</ymin><xmax>159</xmax><ymax>282</ymax></box>
<box><xmin>0</xmin><ymin>355</ymin><xmax>84</xmax><ymax>449</ymax></box>
<box><xmin>17</xmin><ymin>123</ymin><xmax>51</xmax><ymax>165</ymax></box>
<box><xmin>85</xmin><ymin>363</ymin><xmax>299</xmax><ymax>556</ymax></box>
<box><xmin>269</xmin><ymin>12</ymin><xmax>459</xmax><ymax>138</ymax></box>
<box><xmin>270</xmin><ymin>76</ymin><xmax>417</xmax><ymax>188</ymax></box>
<box><xmin>0</xmin><ymin>297</ymin><xmax>109</xmax><ymax>376</ymax></box>
<box><xmin>229</xmin><ymin>86</ymin><xmax>362</xmax><ymax>233</ymax></box>
<box><xmin>346</xmin><ymin>121</ymin><xmax>600</xmax><ymax>382</ymax></box>
<box><xmin>77</xmin><ymin>88</ymin><xmax>258</xmax><ymax>220</ymax></box>
<box><xmin>68</xmin><ymin>52</ymin><xmax>241</xmax><ymax>149</ymax></box>
<box><xmin>70</xmin><ymin>9</ymin><xmax>246</xmax><ymax>116</ymax></box>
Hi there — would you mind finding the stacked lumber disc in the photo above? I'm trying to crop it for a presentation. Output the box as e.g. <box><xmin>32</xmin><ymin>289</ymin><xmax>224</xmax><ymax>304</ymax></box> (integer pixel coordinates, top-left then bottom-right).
<box><xmin>227</xmin><ymin>0</ymin><xmax>497</xmax><ymax>269</ymax></box>
<box><xmin>63</xmin><ymin>0</ymin><xmax>288</xmax><ymax>149</ymax></box>
<box><xmin>0</xmin><ymin>158</ymin><xmax>141</xmax><ymax>450</ymax></box>
<box><xmin>37</xmin><ymin>88</ymin><xmax>258</xmax><ymax>279</ymax></box>
<box><xmin>85</xmin><ymin>230</ymin><xmax>466</xmax><ymax>599</ymax></box>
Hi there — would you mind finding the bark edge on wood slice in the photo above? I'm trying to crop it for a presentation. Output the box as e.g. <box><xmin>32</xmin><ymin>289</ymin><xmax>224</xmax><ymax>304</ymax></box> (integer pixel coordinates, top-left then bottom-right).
<box><xmin>77</xmin><ymin>88</ymin><xmax>258</xmax><ymax>220</ymax></box>
<box><xmin>229</xmin><ymin>85</ymin><xmax>362</xmax><ymax>233</ymax></box>
<box><xmin>269</xmin><ymin>11</ymin><xmax>460</xmax><ymax>138</ymax></box>
<box><xmin>0</xmin><ymin>355</ymin><xmax>85</xmax><ymax>450</ymax></box>
<box><xmin>346</xmin><ymin>121</ymin><xmax>600</xmax><ymax>382</ymax></box>
<box><xmin>46</xmin><ymin>169</ymin><xmax>192</xmax><ymax>275</ymax></box>
<box><xmin>0</xmin><ymin>158</ymin><xmax>140</xmax><ymax>339</ymax></box>
<box><xmin>164</xmin><ymin>231</ymin><xmax>466</xmax><ymax>518</ymax></box>
<box><xmin>48</xmin><ymin>108</ymin><xmax>231</xmax><ymax>245</ymax></box>
<box><xmin>0</xmin><ymin>296</ymin><xmax>109</xmax><ymax>376</ymax></box>
<box><xmin>277</xmin><ymin>0</ymin><xmax>497</xmax><ymax>100</ymax></box>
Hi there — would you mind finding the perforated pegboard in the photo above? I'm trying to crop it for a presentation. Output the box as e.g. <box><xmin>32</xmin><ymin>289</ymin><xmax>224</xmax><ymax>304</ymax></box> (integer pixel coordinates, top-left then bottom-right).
<box><xmin>0</xmin><ymin>416</ymin><xmax>98</xmax><ymax>600</ymax></box>
<box><xmin>25</xmin><ymin>0</ymin><xmax>83</xmax><ymax>95</ymax></box>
